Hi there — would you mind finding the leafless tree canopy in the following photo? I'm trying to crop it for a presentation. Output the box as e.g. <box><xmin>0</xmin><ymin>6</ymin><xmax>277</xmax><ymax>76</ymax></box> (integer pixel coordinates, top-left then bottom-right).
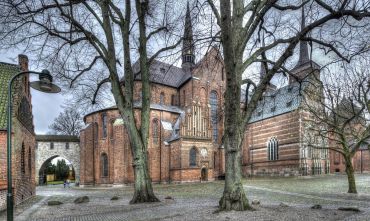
<box><xmin>0</xmin><ymin>0</ymin><xmax>189</xmax><ymax>111</ymax></box>
<box><xmin>49</xmin><ymin>108</ymin><xmax>83</xmax><ymax>136</ymax></box>
<box><xmin>304</xmin><ymin>57</ymin><xmax>370</xmax><ymax>152</ymax></box>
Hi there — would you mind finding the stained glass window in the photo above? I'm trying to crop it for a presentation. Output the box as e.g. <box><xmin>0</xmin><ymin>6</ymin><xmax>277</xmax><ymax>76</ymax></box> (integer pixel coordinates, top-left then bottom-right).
<box><xmin>152</xmin><ymin>119</ymin><xmax>159</xmax><ymax>144</ymax></box>
<box><xmin>189</xmin><ymin>147</ymin><xmax>197</xmax><ymax>166</ymax></box>
<box><xmin>101</xmin><ymin>153</ymin><xmax>108</xmax><ymax>177</ymax></box>
<box><xmin>267</xmin><ymin>137</ymin><xmax>279</xmax><ymax>161</ymax></box>
<box><xmin>210</xmin><ymin>91</ymin><xmax>218</xmax><ymax>142</ymax></box>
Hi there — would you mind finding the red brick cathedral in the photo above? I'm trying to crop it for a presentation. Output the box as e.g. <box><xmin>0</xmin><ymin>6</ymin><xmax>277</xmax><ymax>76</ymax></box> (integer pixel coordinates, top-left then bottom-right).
<box><xmin>78</xmin><ymin>6</ymin><xmax>367</xmax><ymax>186</ymax></box>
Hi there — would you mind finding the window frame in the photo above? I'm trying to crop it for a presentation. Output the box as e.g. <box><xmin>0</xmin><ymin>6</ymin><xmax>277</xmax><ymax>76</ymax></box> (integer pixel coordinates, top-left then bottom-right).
<box><xmin>189</xmin><ymin>147</ymin><xmax>197</xmax><ymax>167</ymax></box>
<box><xmin>209</xmin><ymin>91</ymin><xmax>219</xmax><ymax>143</ymax></box>
<box><xmin>101</xmin><ymin>153</ymin><xmax>109</xmax><ymax>177</ymax></box>
<box><xmin>267</xmin><ymin>137</ymin><xmax>279</xmax><ymax>161</ymax></box>
<box><xmin>152</xmin><ymin>119</ymin><xmax>159</xmax><ymax>144</ymax></box>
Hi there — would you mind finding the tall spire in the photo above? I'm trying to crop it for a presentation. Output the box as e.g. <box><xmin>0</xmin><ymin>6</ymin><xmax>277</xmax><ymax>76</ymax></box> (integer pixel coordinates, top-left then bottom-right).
<box><xmin>182</xmin><ymin>2</ymin><xmax>195</xmax><ymax>69</ymax></box>
<box><xmin>259</xmin><ymin>33</ymin><xmax>267</xmax><ymax>80</ymax></box>
<box><xmin>259</xmin><ymin>33</ymin><xmax>276</xmax><ymax>92</ymax></box>
<box><xmin>297</xmin><ymin>3</ymin><xmax>310</xmax><ymax>66</ymax></box>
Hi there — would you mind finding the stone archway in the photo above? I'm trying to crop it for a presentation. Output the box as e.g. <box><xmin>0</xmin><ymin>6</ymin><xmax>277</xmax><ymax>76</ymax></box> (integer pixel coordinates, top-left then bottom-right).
<box><xmin>201</xmin><ymin>167</ymin><xmax>208</xmax><ymax>181</ymax></box>
<box><xmin>37</xmin><ymin>155</ymin><xmax>77</xmax><ymax>185</ymax></box>
<box><xmin>35</xmin><ymin>137</ymin><xmax>80</xmax><ymax>185</ymax></box>
<box><xmin>36</xmin><ymin>155</ymin><xmax>80</xmax><ymax>185</ymax></box>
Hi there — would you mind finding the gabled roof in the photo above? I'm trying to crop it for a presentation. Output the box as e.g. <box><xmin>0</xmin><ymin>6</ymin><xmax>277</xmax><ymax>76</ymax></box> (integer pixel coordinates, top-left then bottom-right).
<box><xmin>131</xmin><ymin>59</ymin><xmax>192</xmax><ymax>88</ymax></box>
<box><xmin>249</xmin><ymin>81</ymin><xmax>308</xmax><ymax>123</ymax></box>
<box><xmin>0</xmin><ymin>62</ymin><xmax>20</xmax><ymax>130</ymax></box>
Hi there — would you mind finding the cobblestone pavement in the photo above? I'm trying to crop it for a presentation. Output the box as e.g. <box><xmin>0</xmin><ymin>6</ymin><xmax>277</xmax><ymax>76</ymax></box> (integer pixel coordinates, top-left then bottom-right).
<box><xmin>1</xmin><ymin>174</ymin><xmax>370</xmax><ymax>220</ymax></box>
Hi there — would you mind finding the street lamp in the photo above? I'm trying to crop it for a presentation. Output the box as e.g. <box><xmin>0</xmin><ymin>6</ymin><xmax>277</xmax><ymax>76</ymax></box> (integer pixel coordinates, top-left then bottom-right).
<box><xmin>7</xmin><ymin>69</ymin><xmax>60</xmax><ymax>221</ymax></box>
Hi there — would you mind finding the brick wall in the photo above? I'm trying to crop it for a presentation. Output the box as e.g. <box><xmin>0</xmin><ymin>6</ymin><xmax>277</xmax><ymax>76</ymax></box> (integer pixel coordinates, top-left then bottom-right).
<box><xmin>0</xmin><ymin>55</ymin><xmax>36</xmax><ymax>210</ymax></box>
<box><xmin>330</xmin><ymin>149</ymin><xmax>370</xmax><ymax>174</ymax></box>
<box><xmin>79</xmin><ymin>47</ymin><xmax>228</xmax><ymax>185</ymax></box>
<box><xmin>243</xmin><ymin>111</ymin><xmax>302</xmax><ymax>176</ymax></box>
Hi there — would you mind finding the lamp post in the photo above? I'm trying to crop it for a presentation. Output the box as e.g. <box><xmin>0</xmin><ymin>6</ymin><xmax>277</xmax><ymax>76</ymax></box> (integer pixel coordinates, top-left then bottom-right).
<box><xmin>7</xmin><ymin>69</ymin><xmax>60</xmax><ymax>221</ymax></box>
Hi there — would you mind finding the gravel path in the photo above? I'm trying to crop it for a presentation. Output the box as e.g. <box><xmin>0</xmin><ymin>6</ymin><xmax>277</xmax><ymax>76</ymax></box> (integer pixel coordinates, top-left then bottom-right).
<box><xmin>2</xmin><ymin>175</ymin><xmax>370</xmax><ymax>221</ymax></box>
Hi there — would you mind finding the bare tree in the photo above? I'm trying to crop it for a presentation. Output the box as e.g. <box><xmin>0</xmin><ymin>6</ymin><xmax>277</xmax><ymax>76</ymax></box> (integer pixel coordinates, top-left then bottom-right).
<box><xmin>303</xmin><ymin>59</ymin><xmax>370</xmax><ymax>194</ymax></box>
<box><xmin>204</xmin><ymin>0</ymin><xmax>370</xmax><ymax>210</ymax></box>
<box><xmin>0</xmin><ymin>0</ymin><xmax>185</xmax><ymax>203</ymax></box>
<box><xmin>48</xmin><ymin>108</ymin><xmax>83</xmax><ymax>136</ymax></box>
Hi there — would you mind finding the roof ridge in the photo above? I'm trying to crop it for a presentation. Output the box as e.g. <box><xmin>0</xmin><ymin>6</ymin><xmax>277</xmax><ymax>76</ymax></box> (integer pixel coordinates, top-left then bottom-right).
<box><xmin>0</xmin><ymin>61</ymin><xmax>20</xmax><ymax>68</ymax></box>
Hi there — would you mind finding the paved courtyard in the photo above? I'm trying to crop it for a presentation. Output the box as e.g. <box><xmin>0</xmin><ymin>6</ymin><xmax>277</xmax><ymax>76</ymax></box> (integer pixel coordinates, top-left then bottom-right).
<box><xmin>1</xmin><ymin>174</ymin><xmax>370</xmax><ymax>220</ymax></box>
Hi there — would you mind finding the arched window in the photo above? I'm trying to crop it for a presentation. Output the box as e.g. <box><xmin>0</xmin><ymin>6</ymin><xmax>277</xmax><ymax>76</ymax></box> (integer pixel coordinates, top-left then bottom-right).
<box><xmin>210</xmin><ymin>91</ymin><xmax>218</xmax><ymax>142</ymax></box>
<box><xmin>101</xmin><ymin>153</ymin><xmax>108</xmax><ymax>177</ymax></box>
<box><xmin>171</xmin><ymin>94</ymin><xmax>176</xmax><ymax>106</ymax></box>
<box><xmin>189</xmin><ymin>147</ymin><xmax>197</xmax><ymax>167</ymax></box>
<box><xmin>183</xmin><ymin>90</ymin><xmax>186</xmax><ymax>106</ymax></box>
<box><xmin>93</xmin><ymin>122</ymin><xmax>98</xmax><ymax>144</ymax></box>
<box><xmin>21</xmin><ymin>143</ymin><xmax>25</xmax><ymax>174</ymax></box>
<box><xmin>102</xmin><ymin>113</ymin><xmax>107</xmax><ymax>138</ymax></box>
<box><xmin>152</xmin><ymin>119</ymin><xmax>159</xmax><ymax>144</ymax></box>
<box><xmin>267</xmin><ymin>137</ymin><xmax>279</xmax><ymax>161</ymax></box>
<box><xmin>109</xmin><ymin>119</ymin><xmax>115</xmax><ymax>139</ymax></box>
<box><xmin>160</xmin><ymin>92</ymin><xmax>165</xmax><ymax>105</ymax></box>
<box><xmin>200</xmin><ymin>88</ymin><xmax>206</xmax><ymax>103</ymax></box>
<box><xmin>28</xmin><ymin>147</ymin><xmax>32</xmax><ymax>176</ymax></box>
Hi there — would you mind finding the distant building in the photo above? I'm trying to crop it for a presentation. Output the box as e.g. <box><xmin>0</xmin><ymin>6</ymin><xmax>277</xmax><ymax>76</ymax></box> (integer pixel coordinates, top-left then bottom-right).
<box><xmin>0</xmin><ymin>55</ymin><xmax>35</xmax><ymax>210</ymax></box>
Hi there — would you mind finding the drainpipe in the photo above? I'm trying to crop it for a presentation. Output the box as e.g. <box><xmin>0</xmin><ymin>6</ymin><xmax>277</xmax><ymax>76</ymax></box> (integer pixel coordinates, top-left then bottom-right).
<box><xmin>159</xmin><ymin>111</ymin><xmax>162</xmax><ymax>183</ymax></box>
<box><xmin>251</xmin><ymin>147</ymin><xmax>254</xmax><ymax>177</ymax></box>
<box><xmin>93</xmin><ymin>120</ymin><xmax>96</xmax><ymax>185</ymax></box>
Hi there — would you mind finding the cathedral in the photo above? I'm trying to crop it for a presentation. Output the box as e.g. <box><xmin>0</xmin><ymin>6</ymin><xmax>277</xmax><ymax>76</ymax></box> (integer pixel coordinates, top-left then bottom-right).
<box><xmin>78</xmin><ymin>5</ymin><xmax>350</xmax><ymax>186</ymax></box>
<box><xmin>79</xmin><ymin>5</ymin><xmax>225</xmax><ymax>185</ymax></box>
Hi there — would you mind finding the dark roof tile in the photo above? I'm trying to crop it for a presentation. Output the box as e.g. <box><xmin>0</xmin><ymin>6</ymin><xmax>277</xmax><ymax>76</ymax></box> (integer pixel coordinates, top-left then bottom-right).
<box><xmin>36</xmin><ymin>135</ymin><xmax>80</xmax><ymax>142</ymax></box>
<box><xmin>249</xmin><ymin>81</ymin><xmax>307</xmax><ymax>123</ymax></box>
<box><xmin>131</xmin><ymin>59</ymin><xmax>191</xmax><ymax>88</ymax></box>
<box><xmin>0</xmin><ymin>62</ymin><xmax>20</xmax><ymax>130</ymax></box>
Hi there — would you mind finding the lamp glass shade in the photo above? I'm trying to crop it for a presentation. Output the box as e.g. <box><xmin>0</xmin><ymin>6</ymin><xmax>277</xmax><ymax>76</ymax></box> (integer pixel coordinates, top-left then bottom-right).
<box><xmin>30</xmin><ymin>81</ymin><xmax>61</xmax><ymax>93</ymax></box>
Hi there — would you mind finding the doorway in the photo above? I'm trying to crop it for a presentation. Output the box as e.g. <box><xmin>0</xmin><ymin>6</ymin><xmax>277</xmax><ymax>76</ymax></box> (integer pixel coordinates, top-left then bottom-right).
<box><xmin>201</xmin><ymin>167</ymin><xmax>208</xmax><ymax>181</ymax></box>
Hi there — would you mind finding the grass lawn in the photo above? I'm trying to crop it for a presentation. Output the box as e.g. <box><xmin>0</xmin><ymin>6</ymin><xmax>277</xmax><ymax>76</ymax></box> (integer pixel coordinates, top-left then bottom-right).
<box><xmin>47</xmin><ymin>180</ymin><xmax>75</xmax><ymax>185</ymax></box>
<box><xmin>243</xmin><ymin>174</ymin><xmax>370</xmax><ymax>196</ymax></box>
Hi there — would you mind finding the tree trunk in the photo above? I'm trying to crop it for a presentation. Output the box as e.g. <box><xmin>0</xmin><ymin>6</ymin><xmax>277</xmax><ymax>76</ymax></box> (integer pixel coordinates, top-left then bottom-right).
<box><xmin>130</xmin><ymin>142</ymin><xmax>159</xmax><ymax>203</ymax></box>
<box><xmin>344</xmin><ymin>155</ymin><xmax>357</xmax><ymax>194</ymax></box>
<box><xmin>218</xmin><ymin>0</ymin><xmax>251</xmax><ymax>210</ymax></box>
<box><xmin>123</xmin><ymin>110</ymin><xmax>159</xmax><ymax>204</ymax></box>
<box><xmin>219</xmin><ymin>133</ymin><xmax>251</xmax><ymax>210</ymax></box>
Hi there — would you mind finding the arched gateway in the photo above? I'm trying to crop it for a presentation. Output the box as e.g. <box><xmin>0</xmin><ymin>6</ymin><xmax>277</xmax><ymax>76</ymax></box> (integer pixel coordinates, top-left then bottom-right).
<box><xmin>35</xmin><ymin>135</ymin><xmax>80</xmax><ymax>185</ymax></box>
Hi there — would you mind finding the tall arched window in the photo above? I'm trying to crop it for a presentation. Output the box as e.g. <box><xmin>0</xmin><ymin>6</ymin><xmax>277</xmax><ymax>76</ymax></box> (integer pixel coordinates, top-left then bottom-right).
<box><xmin>28</xmin><ymin>147</ymin><xmax>32</xmax><ymax>176</ymax></box>
<box><xmin>101</xmin><ymin>153</ymin><xmax>109</xmax><ymax>177</ymax></box>
<box><xmin>267</xmin><ymin>137</ymin><xmax>279</xmax><ymax>161</ymax></box>
<box><xmin>189</xmin><ymin>147</ymin><xmax>197</xmax><ymax>167</ymax></box>
<box><xmin>93</xmin><ymin>122</ymin><xmax>98</xmax><ymax>145</ymax></box>
<box><xmin>210</xmin><ymin>91</ymin><xmax>218</xmax><ymax>142</ymax></box>
<box><xmin>102</xmin><ymin>113</ymin><xmax>107</xmax><ymax>138</ymax></box>
<box><xmin>21</xmin><ymin>143</ymin><xmax>25</xmax><ymax>174</ymax></box>
<box><xmin>160</xmin><ymin>92</ymin><xmax>165</xmax><ymax>105</ymax></box>
<box><xmin>109</xmin><ymin>119</ymin><xmax>115</xmax><ymax>139</ymax></box>
<box><xmin>171</xmin><ymin>94</ymin><xmax>176</xmax><ymax>106</ymax></box>
<box><xmin>152</xmin><ymin>119</ymin><xmax>159</xmax><ymax>144</ymax></box>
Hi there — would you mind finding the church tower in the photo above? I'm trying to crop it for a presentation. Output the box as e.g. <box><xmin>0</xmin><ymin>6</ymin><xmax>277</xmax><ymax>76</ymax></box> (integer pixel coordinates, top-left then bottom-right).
<box><xmin>289</xmin><ymin>5</ymin><xmax>320</xmax><ymax>84</ymax></box>
<box><xmin>182</xmin><ymin>2</ymin><xmax>195</xmax><ymax>69</ymax></box>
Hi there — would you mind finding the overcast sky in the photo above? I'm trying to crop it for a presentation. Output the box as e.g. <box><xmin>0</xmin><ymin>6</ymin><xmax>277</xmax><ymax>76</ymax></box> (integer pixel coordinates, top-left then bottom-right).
<box><xmin>0</xmin><ymin>48</ymin><xmax>65</xmax><ymax>135</ymax></box>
